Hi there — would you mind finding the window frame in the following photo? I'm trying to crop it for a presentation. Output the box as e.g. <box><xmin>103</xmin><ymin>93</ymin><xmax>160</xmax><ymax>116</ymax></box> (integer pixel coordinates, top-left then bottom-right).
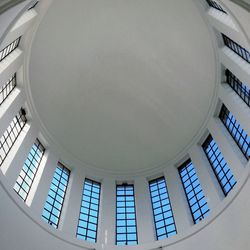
<box><xmin>178</xmin><ymin>159</ymin><xmax>210</xmax><ymax>224</ymax></box>
<box><xmin>76</xmin><ymin>178</ymin><xmax>101</xmax><ymax>243</ymax></box>
<box><xmin>222</xmin><ymin>34</ymin><xmax>250</xmax><ymax>63</ymax></box>
<box><xmin>14</xmin><ymin>138</ymin><xmax>45</xmax><ymax>201</ymax></box>
<box><xmin>0</xmin><ymin>73</ymin><xmax>16</xmax><ymax>106</ymax></box>
<box><xmin>42</xmin><ymin>163</ymin><xmax>70</xmax><ymax>228</ymax></box>
<box><xmin>202</xmin><ymin>134</ymin><xmax>237</xmax><ymax>196</ymax></box>
<box><xmin>0</xmin><ymin>37</ymin><xmax>21</xmax><ymax>62</ymax></box>
<box><xmin>116</xmin><ymin>183</ymin><xmax>138</xmax><ymax>246</ymax></box>
<box><xmin>27</xmin><ymin>1</ymin><xmax>39</xmax><ymax>10</ymax></box>
<box><xmin>0</xmin><ymin>108</ymin><xmax>27</xmax><ymax>166</ymax></box>
<box><xmin>225</xmin><ymin>69</ymin><xmax>250</xmax><ymax>108</ymax></box>
<box><xmin>206</xmin><ymin>0</ymin><xmax>227</xmax><ymax>13</ymax></box>
<box><xmin>149</xmin><ymin>176</ymin><xmax>177</xmax><ymax>240</ymax></box>
<box><xmin>219</xmin><ymin>104</ymin><xmax>250</xmax><ymax>160</ymax></box>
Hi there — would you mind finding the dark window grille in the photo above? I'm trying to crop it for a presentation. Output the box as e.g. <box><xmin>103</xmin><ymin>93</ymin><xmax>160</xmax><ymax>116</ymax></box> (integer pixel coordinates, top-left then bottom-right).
<box><xmin>202</xmin><ymin>135</ymin><xmax>236</xmax><ymax>196</ymax></box>
<box><xmin>42</xmin><ymin>163</ymin><xmax>70</xmax><ymax>228</ymax></box>
<box><xmin>14</xmin><ymin>139</ymin><xmax>45</xmax><ymax>201</ymax></box>
<box><xmin>0</xmin><ymin>73</ymin><xmax>17</xmax><ymax>106</ymax></box>
<box><xmin>222</xmin><ymin>34</ymin><xmax>250</xmax><ymax>63</ymax></box>
<box><xmin>226</xmin><ymin>69</ymin><xmax>250</xmax><ymax>108</ymax></box>
<box><xmin>0</xmin><ymin>37</ymin><xmax>21</xmax><ymax>62</ymax></box>
<box><xmin>149</xmin><ymin>177</ymin><xmax>177</xmax><ymax>240</ymax></box>
<box><xmin>178</xmin><ymin>160</ymin><xmax>210</xmax><ymax>224</ymax></box>
<box><xmin>27</xmin><ymin>1</ymin><xmax>39</xmax><ymax>10</ymax></box>
<box><xmin>0</xmin><ymin>108</ymin><xmax>27</xmax><ymax>166</ymax></box>
<box><xmin>116</xmin><ymin>184</ymin><xmax>138</xmax><ymax>245</ymax></box>
<box><xmin>77</xmin><ymin>179</ymin><xmax>101</xmax><ymax>243</ymax></box>
<box><xmin>206</xmin><ymin>0</ymin><xmax>227</xmax><ymax>13</ymax></box>
<box><xmin>219</xmin><ymin>104</ymin><xmax>250</xmax><ymax>159</ymax></box>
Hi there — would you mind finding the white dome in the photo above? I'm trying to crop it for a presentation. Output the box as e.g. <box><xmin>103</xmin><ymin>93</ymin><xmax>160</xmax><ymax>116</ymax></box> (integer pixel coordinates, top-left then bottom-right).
<box><xmin>0</xmin><ymin>1</ymin><xmax>250</xmax><ymax>250</ymax></box>
<box><xmin>28</xmin><ymin>0</ymin><xmax>217</xmax><ymax>174</ymax></box>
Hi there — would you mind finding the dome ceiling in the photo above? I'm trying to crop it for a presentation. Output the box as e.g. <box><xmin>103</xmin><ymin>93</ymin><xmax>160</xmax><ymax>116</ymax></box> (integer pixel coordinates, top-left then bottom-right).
<box><xmin>29</xmin><ymin>0</ymin><xmax>216</xmax><ymax>174</ymax></box>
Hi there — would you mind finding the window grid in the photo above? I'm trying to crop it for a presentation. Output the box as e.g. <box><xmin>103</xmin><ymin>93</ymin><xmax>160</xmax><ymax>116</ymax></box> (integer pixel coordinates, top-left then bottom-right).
<box><xmin>0</xmin><ymin>73</ymin><xmax>16</xmax><ymax>106</ymax></box>
<box><xmin>149</xmin><ymin>177</ymin><xmax>177</xmax><ymax>240</ymax></box>
<box><xmin>0</xmin><ymin>108</ymin><xmax>27</xmax><ymax>166</ymax></box>
<box><xmin>206</xmin><ymin>0</ymin><xmax>227</xmax><ymax>13</ymax></box>
<box><xmin>116</xmin><ymin>184</ymin><xmax>138</xmax><ymax>245</ymax></box>
<box><xmin>226</xmin><ymin>69</ymin><xmax>250</xmax><ymax>108</ymax></box>
<box><xmin>219</xmin><ymin>104</ymin><xmax>250</xmax><ymax>159</ymax></box>
<box><xmin>77</xmin><ymin>179</ymin><xmax>101</xmax><ymax>243</ymax></box>
<box><xmin>222</xmin><ymin>34</ymin><xmax>250</xmax><ymax>63</ymax></box>
<box><xmin>0</xmin><ymin>37</ymin><xmax>21</xmax><ymax>62</ymax></box>
<box><xmin>28</xmin><ymin>1</ymin><xmax>39</xmax><ymax>10</ymax></box>
<box><xmin>13</xmin><ymin>139</ymin><xmax>45</xmax><ymax>201</ymax></box>
<box><xmin>178</xmin><ymin>160</ymin><xmax>210</xmax><ymax>224</ymax></box>
<box><xmin>42</xmin><ymin>163</ymin><xmax>70</xmax><ymax>228</ymax></box>
<box><xmin>202</xmin><ymin>135</ymin><xmax>237</xmax><ymax>196</ymax></box>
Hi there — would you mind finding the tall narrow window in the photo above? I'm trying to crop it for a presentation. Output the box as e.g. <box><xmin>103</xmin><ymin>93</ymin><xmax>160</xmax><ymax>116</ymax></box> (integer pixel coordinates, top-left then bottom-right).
<box><xmin>219</xmin><ymin>104</ymin><xmax>250</xmax><ymax>159</ymax></box>
<box><xmin>149</xmin><ymin>177</ymin><xmax>177</xmax><ymax>239</ymax></box>
<box><xmin>206</xmin><ymin>0</ymin><xmax>227</xmax><ymax>13</ymax></box>
<box><xmin>14</xmin><ymin>139</ymin><xmax>45</xmax><ymax>201</ymax></box>
<box><xmin>0</xmin><ymin>37</ymin><xmax>21</xmax><ymax>62</ymax></box>
<box><xmin>116</xmin><ymin>184</ymin><xmax>138</xmax><ymax>245</ymax></box>
<box><xmin>226</xmin><ymin>69</ymin><xmax>250</xmax><ymax>108</ymax></box>
<box><xmin>42</xmin><ymin>163</ymin><xmax>70</xmax><ymax>228</ymax></box>
<box><xmin>179</xmin><ymin>160</ymin><xmax>209</xmax><ymax>224</ymax></box>
<box><xmin>0</xmin><ymin>108</ymin><xmax>27</xmax><ymax>166</ymax></box>
<box><xmin>77</xmin><ymin>179</ymin><xmax>101</xmax><ymax>242</ymax></box>
<box><xmin>222</xmin><ymin>34</ymin><xmax>250</xmax><ymax>63</ymax></box>
<box><xmin>0</xmin><ymin>73</ymin><xmax>16</xmax><ymax>106</ymax></box>
<box><xmin>27</xmin><ymin>1</ymin><xmax>39</xmax><ymax>10</ymax></box>
<box><xmin>202</xmin><ymin>135</ymin><xmax>237</xmax><ymax>196</ymax></box>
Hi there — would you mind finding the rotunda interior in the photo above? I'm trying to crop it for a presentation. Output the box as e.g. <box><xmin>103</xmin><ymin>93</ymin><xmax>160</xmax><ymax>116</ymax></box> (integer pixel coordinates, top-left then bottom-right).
<box><xmin>0</xmin><ymin>1</ymin><xmax>250</xmax><ymax>250</ymax></box>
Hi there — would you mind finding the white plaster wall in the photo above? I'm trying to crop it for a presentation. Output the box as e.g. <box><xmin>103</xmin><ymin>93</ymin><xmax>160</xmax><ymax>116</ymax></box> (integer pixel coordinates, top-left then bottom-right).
<box><xmin>0</xmin><ymin>1</ymin><xmax>250</xmax><ymax>250</ymax></box>
<box><xmin>221</xmin><ymin>0</ymin><xmax>250</xmax><ymax>44</ymax></box>
<box><xmin>0</xmin><ymin>0</ymin><xmax>32</xmax><ymax>46</ymax></box>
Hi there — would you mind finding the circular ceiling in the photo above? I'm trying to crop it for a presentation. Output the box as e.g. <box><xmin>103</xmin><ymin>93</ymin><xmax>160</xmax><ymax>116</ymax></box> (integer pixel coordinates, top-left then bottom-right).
<box><xmin>29</xmin><ymin>0</ymin><xmax>216</xmax><ymax>174</ymax></box>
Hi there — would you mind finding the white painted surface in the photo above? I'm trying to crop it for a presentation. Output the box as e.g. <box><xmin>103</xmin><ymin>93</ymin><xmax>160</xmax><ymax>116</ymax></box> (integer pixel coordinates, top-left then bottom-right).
<box><xmin>0</xmin><ymin>1</ymin><xmax>249</xmax><ymax>250</ymax></box>
<box><xmin>29</xmin><ymin>0</ymin><xmax>217</xmax><ymax>174</ymax></box>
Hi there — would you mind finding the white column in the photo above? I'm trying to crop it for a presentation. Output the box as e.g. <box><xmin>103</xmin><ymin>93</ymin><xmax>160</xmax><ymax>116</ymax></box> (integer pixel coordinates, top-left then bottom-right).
<box><xmin>0</xmin><ymin>88</ymin><xmax>25</xmax><ymax>136</ymax></box>
<box><xmin>208</xmin><ymin>117</ymin><xmax>245</xmax><ymax>180</ymax></box>
<box><xmin>0</xmin><ymin>9</ymin><xmax>37</xmax><ymax>51</ymax></box>
<box><xmin>220</xmin><ymin>47</ymin><xmax>250</xmax><ymax>89</ymax></box>
<box><xmin>164</xmin><ymin>166</ymin><xmax>192</xmax><ymax>233</ymax></box>
<box><xmin>0</xmin><ymin>49</ymin><xmax>23</xmax><ymax>87</ymax></box>
<box><xmin>3</xmin><ymin>122</ymin><xmax>38</xmax><ymax>185</ymax></box>
<box><xmin>99</xmin><ymin>177</ymin><xmax>116</xmax><ymax>247</ymax></box>
<box><xmin>61</xmin><ymin>169</ymin><xmax>84</xmax><ymax>236</ymax></box>
<box><xmin>29</xmin><ymin>150</ymin><xmax>58</xmax><ymax>214</ymax></box>
<box><xmin>189</xmin><ymin>144</ymin><xmax>224</xmax><ymax>209</ymax></box>
<box><xmin>219</xmin><ymin>83</ymin><xmax>250</xmax><ymax>137</ymax></box>
<box><xmin>206</xmin><ymin>8</ymin><xmax>240</xmax><ymax>42</ymax></box>
<box><xmin>134</xmin><ymin>176</ymin><xmax>155</xmax><ymax>243</ymax></box>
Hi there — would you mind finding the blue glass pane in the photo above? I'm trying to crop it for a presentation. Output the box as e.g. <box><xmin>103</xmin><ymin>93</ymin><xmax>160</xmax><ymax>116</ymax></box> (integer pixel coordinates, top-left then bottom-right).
<box><xmin>14</xmin><ymin>139</ymin><xmax>44</xmax><ymax>201</ymax></box>
<box><xmin>77</xmin><ymin>179</ymin><xmax>101</xmax><ymax>243</ymax></box>
<box><xmin>116</xmin><ymin>184</ymin><xmax>138</xmax><ymax>245</ymax></box>
<box><xmin>42</xmin><ymin>163</ymin><xmax>70</xmax><ymax>228</ymax></box>
<box><xmin>149</xmin><ymin>177</ymin><xmax>177</xmax><ymax>240</ymax></box>
<box><xmin>179</xmin><ymin>160</ymin><xmax>209</xmax><ymax>224</ymax></box>
<box><xmin>202</xmin><ymin>135</ymin><xmax>236</xmax><ymax>196</ymax></box>
<box><xmin>219</xmin><ymin>104</ymin><xmax>250</xmax><ymax>159</ymax></box>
